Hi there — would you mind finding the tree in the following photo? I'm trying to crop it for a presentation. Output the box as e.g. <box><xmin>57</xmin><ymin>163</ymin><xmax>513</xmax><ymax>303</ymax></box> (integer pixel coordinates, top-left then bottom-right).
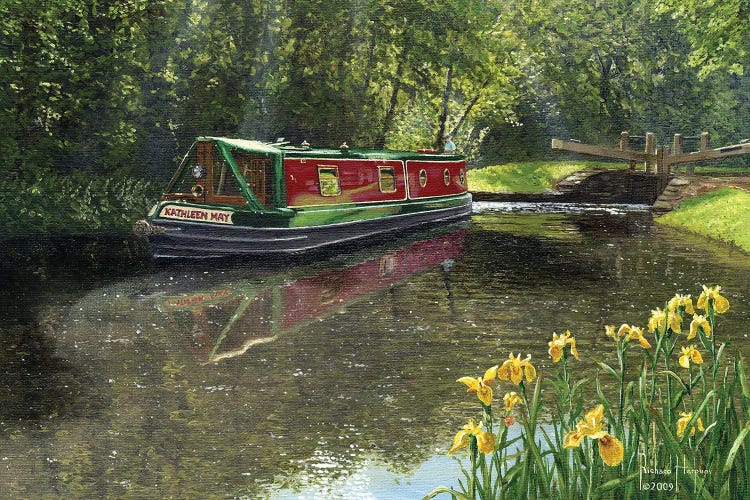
<box><xmin>658</xmin><ymin>0</ymin><xmax>749</xmax><ymax>79</ymax></box>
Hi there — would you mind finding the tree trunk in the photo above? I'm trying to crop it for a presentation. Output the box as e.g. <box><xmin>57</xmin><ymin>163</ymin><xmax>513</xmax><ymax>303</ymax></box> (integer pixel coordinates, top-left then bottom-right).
<box><xmin>451</xmin><ymin>79</ymin><xmax>489</xmax><ymax>138</ymax></box>
<box><xmin>436</xmin><ymin>65</ymin><xmax>453</xmax><ymax>149</ymax></box>
<box><xmin>375</xmin><ymin>60</ymin><xmax>405</xmax><ymax>149</ymax></box>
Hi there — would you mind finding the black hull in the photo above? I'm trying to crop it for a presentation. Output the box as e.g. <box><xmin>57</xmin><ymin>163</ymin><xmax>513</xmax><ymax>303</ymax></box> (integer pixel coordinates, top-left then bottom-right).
<box><xmin>147</xmin><ymin>202</ymin><xmax>472</xmax><ymax>259</ymax></box>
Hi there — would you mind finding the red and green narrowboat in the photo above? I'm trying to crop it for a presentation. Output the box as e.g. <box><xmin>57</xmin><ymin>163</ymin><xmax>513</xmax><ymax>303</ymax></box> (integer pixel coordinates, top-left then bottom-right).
<box><xmin>134</xmin><ymin>137</ymin><xmax>472</xmax><ymax>258</ymax></box>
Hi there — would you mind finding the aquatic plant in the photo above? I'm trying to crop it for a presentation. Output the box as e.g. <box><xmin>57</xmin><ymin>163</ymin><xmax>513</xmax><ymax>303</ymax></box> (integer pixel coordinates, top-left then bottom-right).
<box><xmin>426</xmin><ymin>285</ymin><xmax>750</xmax><ymax>498</ymax></box>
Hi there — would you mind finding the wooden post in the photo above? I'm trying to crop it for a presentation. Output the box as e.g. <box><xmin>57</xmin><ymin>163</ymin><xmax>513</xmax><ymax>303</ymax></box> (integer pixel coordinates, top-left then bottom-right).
<box><xmin>700</xmin><ymin>132</ymin><xmax>710</xmax><ymax>151</ymax></box>
<box><xmin>620</xmin><ymin>131</ymin><xmax>629</xmax><ymax>150</ymax></box>
<box><xmin>672</xmin><ymin>134</ymin><xmax>682</xmax><ymax>155</ymax></box>
<box><xmin>620</xmin><ymin>132</ymin><xmax>635</xmax><ymax>169</ymax></box>
<box><xmin>645</xmin><ymin>132</ymin><xmax>655</xmax><ymax>172</ymax></box>
<box><xmin>672</xmin><ymin>134</ymin><xmax>682</xmax><ymax>173</ymax></box>
<box><xmin>686</xmin><ymin>131</ymin><xmax>709</xmax><ymax>174</ymax></box>
<box><xmin>657</xmin><ymin>146</ymin><xmax>669</xmax><ymax>190</ymax></box>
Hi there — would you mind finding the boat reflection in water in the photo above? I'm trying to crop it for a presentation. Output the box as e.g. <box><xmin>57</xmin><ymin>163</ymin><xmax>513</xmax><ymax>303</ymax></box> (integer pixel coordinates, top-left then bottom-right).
<box><xmin>0</xmin><ymin>225</ymin><xmax>470</xmax><ymax>499</ymax></box>
<box><xmin>147</xmin><ymin>224</ymin><xmax>466</xmax><ymax>363</ymax></box>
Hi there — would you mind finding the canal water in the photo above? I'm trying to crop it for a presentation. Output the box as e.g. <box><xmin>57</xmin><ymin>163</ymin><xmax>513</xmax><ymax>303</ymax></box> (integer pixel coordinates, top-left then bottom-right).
<box><xmin>1</xmin><ymin>203</ymin><xmax>750</xmax><ymax>499</ymax></box>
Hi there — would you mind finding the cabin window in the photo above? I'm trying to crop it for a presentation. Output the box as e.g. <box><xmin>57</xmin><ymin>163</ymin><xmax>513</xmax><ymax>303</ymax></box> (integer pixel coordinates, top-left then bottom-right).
<box><xmin>318</xmin><ymin>166</ymin><xmax>341</xmax><ymax>196</ymax></box>
<box><xmin>443</xmin><ymin>168</ymin><xmax>451</xmax><ymax>186</ymax></box>
<box><xmin>166</xmin><ymin>146</ymin><xmax>205</xmax><ymax>195</ymax></box>
<box><xmin>162</xmin><ymin>141</ymin><xmax>247</xmax><ymax>205</ymax></box>
<box><xmin>418</xmin><ymin>169</ymin><xmax>428</xmax><ymax>188</ymax></box>
<box><xmin>378</xmin><ymin>166</ymin><xmax>397</xmax><ymax>193</ymax></box>
<box><xmin>231</xmin><ymin>151</ymin><xmax>275</xmax><ymax>208</ymax></box>
<box><xmin>379</xmin><ymin>254</ymin><xmax>397</xmax><ymax>277</ymax></box>
<box><xmin>213</xmin><ymin>156</ymin><xmax>243</xmax><ymax>197</ymax></box>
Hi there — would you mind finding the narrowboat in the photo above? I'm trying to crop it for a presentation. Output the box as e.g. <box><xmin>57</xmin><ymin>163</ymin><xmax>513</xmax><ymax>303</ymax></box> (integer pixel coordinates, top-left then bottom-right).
<box><xmin>134</xmin><ymin>137</ymin><xmax>472</xmax><ymax>258</ymax></box>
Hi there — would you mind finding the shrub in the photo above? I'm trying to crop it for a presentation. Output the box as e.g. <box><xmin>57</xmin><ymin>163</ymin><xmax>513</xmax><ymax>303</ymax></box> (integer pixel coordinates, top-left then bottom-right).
<box><xmin>1</xmin><ymin>168</ymin><xmax>160</xmax><ymax>236</ymax></box>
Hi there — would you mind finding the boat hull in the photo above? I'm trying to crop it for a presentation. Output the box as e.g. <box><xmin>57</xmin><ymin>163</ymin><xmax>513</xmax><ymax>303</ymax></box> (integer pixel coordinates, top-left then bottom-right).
<box><xmin>144</xmin><ymin>196</ymin><xmax>472</xmax><ymax>258</ymax></box>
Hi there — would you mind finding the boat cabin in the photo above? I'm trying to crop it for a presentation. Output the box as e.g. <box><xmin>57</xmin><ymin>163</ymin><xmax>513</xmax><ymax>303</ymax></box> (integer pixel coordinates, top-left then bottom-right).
<box><xmin>161</xmin><ymin>137</ymin><xmax>467</xmax><ymax>212</ymax></box>
<box><xmin>141</xmin><ymin>137</ymin><xmax>471</xmax><ymax>257</ymax></box>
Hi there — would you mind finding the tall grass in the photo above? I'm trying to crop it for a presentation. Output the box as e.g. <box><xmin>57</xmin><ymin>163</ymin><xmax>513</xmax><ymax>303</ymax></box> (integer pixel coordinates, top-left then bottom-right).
<box><xmin>427</xmin><ymin>285</ymin><xmax>750</xmax><ymax>498</ymax></box>
<box><xmin>1</xmin><ymin>168</ymin><xmax>159</xmax><ymax>236</ymax></box>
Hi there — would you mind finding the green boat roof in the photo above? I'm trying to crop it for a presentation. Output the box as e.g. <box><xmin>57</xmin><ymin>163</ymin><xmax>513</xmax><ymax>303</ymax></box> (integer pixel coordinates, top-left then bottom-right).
<box><xmin>201</xmin><ymin>137</ymin><xmax>283</xmax><ymax>155</ymax></box>
<box><xmin>201</xmin><ymin>136</ymin><xmax>464</xmax><ymax>162</ymax></box>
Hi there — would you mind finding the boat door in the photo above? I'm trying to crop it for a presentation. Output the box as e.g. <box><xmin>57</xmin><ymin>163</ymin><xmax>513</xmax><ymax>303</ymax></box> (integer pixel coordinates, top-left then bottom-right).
<box><xmin>201</xmin><ymin>141</ymin><xmax>247</xmax><ymax>206</ymax></box>
<box><xmin>229</xmin><ymin>150</ymin><xmax>275</xmax><ymax>209</ymax></box>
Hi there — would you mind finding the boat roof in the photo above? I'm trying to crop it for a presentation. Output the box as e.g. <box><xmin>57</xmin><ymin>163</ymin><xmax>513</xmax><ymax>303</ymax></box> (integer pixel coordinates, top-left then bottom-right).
<box><xmin>201</xmin><ymin>136</ymin><xmax>464</xmax><ymax>161</ymax></box>
<box><xmin>202</xmin><ymin>137</ymin><xmax>283</xmax><ymax>155</ymax></box>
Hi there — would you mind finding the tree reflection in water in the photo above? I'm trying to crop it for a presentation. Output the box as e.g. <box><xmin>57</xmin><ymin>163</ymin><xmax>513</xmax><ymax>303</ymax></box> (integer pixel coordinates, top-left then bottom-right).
<box><xmin>1</xmin><ymin>210</ymin><xmax>750</xmax><ymax>498</ymax></box>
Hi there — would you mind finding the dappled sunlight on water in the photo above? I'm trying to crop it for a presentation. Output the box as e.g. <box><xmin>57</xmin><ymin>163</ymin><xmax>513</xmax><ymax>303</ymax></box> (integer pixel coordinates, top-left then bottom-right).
<box><xmin>0</xmin><ymin>207</ymin><xmax>749</xmax><ymax>497</ymax></box>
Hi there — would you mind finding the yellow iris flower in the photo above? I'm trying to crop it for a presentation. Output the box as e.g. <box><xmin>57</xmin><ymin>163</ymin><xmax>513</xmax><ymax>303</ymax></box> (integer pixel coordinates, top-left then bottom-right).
<box><xmin>548</xmin><ymin>330</ymin><xmax>579</xmax><ymax>363</ymax></box>
<box><xmin>503</xmin><ymin>391</ymin><xmax>523</xmax><ymax>412</ymax></box>
<box><xmin>647</xmin><ymin>307</ymin><xmax>682</xmax><ymax>334</ymax></box>
<box><xmin>604</xmin><ymin>324</ymin><xmax>619</xmax><ymax>340</ymax></box>
<box><xmin>688</xmin><ymin>315</ymin><xmax>712</xmax><ymax>340</ymax></box>
<box><xmin>448</xmin><ymin>418</ymin><xmax>496</xmax><ymax>455</ymax></box>
<box><xmin>607</xmin><ymin>324</ymin><xmax>649</xmax><ymax>346</ymax></box>
<box><xmin>679</xmin><ymin>345</ymin><xmax>704</xmax><ymax>368</ymax></box>
<box><xmin>676</xmin><ymin>412</ymin><xmax>705</xmax><ymax>438</ymax></box>
<box><xmin>617</xmin><ymin>324</ymin><xmax>651</xmax><ymax>348</ymax></box>
<box><xmin>668</xmin><ymin>294</ymin><xmax>695</xmax><ymax>314</ymax></box>
<box><xmin>697</xmin><ymin>285</ymin><xmax>729</xmax><ymax>314</ymax></box>
<box><xmin>457</xmin><ymin>365</ymin><xmax>498</xmax><ymax>406</ymax></box>
<box><xmin>563</xmin><ymin>404</ymin><xmax>624</xmax><ymax>466</ymax></box>
<box><xmin>497</xmin><ymin>353</ymin><xmax>537</xmax><ymax>385</ymax></box>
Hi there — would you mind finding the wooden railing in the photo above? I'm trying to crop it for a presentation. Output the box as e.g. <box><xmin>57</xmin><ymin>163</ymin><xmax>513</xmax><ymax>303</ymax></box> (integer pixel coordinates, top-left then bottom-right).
<box><xmin>552</xmin><ymin>132</ymin><xmax>750</xmax><ymax>176</ymax></box>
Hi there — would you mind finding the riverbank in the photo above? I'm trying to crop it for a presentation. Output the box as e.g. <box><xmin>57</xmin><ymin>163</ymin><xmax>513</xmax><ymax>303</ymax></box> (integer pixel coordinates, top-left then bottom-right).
<box><xmin>469</xmin><ymin>161</ymin><xmax>750</xmax><ymax>254</ymax></box>
<box><xmin>467</xmin><ymin>160</ymin><xmax>625</xmax><ymax>194</ymax></box>
<box><xmin>468</xmin><ymin>160</ymin><xmax>662</xmax><ymax>204</ymax></box>
<box><xmin>654</xmin><ymin>179</ymin><xmax>750</xmax><ymax>253</ymax></box>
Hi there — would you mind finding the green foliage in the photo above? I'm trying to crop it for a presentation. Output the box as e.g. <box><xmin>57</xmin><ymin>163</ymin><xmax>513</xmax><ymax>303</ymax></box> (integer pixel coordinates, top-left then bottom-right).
<box><xmin>1</xmin><ymin>0</ymin><xmax>749</xmax><ymax>233</ymax></box>
<box><xmin>656</xmin><ymin>187</ymin><xmax>750</xmax><ymax>253</ymax></box>
<box><xmin>505</xmin><ymin>0</ymin><xmax>749</xmax><ymax>154</ymax></box>
<box><xmin>657</xmin><ymin>0</ymin><xmax>750</xmax><ymax>79</ymax></box>
<box><xmin>0</xmin><ymin>168</ymin><xmax>160</xmax><ymax>236</ymax></box>
<box><xmin>467</xmin><ymin>160</ymin><xmax>624</xmax><ymax>193</ymax></box>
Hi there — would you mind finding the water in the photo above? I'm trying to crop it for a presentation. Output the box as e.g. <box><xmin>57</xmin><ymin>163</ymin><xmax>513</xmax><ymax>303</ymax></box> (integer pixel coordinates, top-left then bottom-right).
<box><xmin>1</xmin><ymin>204</ymin><xmax>749</xmax><ymax>499</ymax></box>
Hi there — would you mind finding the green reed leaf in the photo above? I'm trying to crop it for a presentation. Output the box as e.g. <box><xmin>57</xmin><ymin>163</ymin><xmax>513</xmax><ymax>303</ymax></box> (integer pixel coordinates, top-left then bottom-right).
<box><xmin>662</xmin><ymin>370</ymin><xmax>689</xmax><ymax>392</ymax></box>
<box><xmin>422</xmin><ymin>486</ymin><xmax>472</xmax><ymax>500</ymax></box>
<box><xmin>597</xmin><ymin>362</ymin><xmax>620</xmax><ymax>380</ymax></box>
<box><xmin>723</xmin><ymin>421</ymin><xmax>750</xmax><ymax>475</ymax></box>
<box><xmin>593</xmin><ymin>472</ymin><xmax>639</xmax><ymax>494</ymax></box>
<box><xmin>737</xmin><ymin>357</ymin><xmax>750</xmax><ymax>400</ymax></box>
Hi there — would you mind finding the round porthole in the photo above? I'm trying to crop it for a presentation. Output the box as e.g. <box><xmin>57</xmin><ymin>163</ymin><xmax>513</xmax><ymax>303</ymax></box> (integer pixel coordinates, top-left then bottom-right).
<box><xmin>443</xmin><ymin>168</ymin><xmax>451</xmax><ymax>186</ymax></box>
<box><xmin>419</xmin><ymin>169</ymin><xmax>427</xmax><ymax>187</ymax></box>
<box><xmin>459</xmin><ymin>169</ymin><xmax>466</xmax><ymax>186</ymax></box>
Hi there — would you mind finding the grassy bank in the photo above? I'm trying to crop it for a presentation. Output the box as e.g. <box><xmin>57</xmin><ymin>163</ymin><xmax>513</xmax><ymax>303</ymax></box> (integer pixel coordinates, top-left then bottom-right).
<box><xmin>2</xmin><ymin>168</ymin><xmax>160</xmax><ymax>237</ymax></box>
<box><xmin>467</xmin><ymin>160</ymin><xmax>625</xmax><ymax>194</ymax></box>
<box><xmin>656</xmin><ymin>186</ymin><xmax>750</xmax><ymax>253</ymax></box>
